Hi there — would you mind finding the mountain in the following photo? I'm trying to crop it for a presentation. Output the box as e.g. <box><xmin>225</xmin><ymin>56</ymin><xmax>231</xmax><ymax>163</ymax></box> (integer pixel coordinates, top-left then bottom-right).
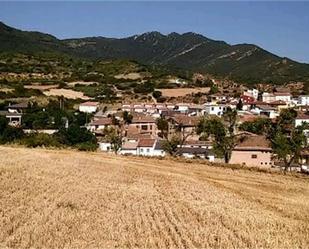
<box><xmin>1</xmin><ymin>21</ymin><xmax>309</xmax><ymax>84</ymax></box>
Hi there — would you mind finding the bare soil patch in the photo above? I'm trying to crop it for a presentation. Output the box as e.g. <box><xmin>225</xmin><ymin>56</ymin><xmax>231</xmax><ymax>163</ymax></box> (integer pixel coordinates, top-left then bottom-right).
<box><xmin>159</xmin><ymin>87</ymin><xmax>210</xmax><ymax>97</ymax></box>
<box><xmin>43</xmin><ymin>88</ymin><xmax>90</xmax><ymax>100</ymax></box>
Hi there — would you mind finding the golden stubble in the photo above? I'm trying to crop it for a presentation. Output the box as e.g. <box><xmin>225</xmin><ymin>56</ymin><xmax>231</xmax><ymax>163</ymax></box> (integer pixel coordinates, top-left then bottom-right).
<box><xmin>0</xmin><ymin>146</ymin><xmax>308</xmax><ymax>249</ymax></box>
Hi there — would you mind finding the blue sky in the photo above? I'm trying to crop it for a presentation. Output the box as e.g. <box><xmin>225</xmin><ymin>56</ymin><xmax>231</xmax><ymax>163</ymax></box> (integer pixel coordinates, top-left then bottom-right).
<box><xmin>0</xmin><ymin>1</ymin><xmax>309</xmax><ymax>63</ymax></box>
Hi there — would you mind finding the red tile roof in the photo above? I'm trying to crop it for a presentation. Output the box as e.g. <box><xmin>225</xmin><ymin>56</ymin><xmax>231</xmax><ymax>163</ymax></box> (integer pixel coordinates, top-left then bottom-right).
<box><xmin>89</xmin><ymin>118</ymin><xmax>113</xmax><ymax>126</ymax></box>
<box><xmin>138</xmin><ymin>139</ymin><xmax>156</xmax><ymax>147</ymax></box>
<box><xmin>234</xmin><ymin>135</ymin><xmax>272</xmax><ymax>151</ymax></box>
<box><xmin>80</xmin><ymin>101</ymin><xmax>99</xmax><ymax>106</ymax></box>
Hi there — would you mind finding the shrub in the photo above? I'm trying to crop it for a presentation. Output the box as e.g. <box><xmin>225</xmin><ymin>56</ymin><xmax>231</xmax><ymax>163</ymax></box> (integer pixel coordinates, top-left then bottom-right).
<box><xmin>23</xmin><ymin>133</ymin><xmax>61</xmax><ymax>148</ymax></box>
<box><xmin>76</xmin><ymin>142</ymin><xmax>98</xmax><ymax>151</ymax></box>
<box><xmin>0</xmin><ymin>126</ymin><xmax>24</xmax><ymax>143</ymax></box>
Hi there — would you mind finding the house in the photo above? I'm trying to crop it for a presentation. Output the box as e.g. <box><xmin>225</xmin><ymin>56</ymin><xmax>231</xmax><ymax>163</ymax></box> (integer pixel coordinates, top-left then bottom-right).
<box><xmin>174</xmin><ymin>103</ymin><xmax>190</xmax><ymax>113</ymax></box>
<box><xmin>87</xmin><ymin>118</ymin><xmax>113</xmax><ymax>132</ymax></box>
<box><xmin>137</xmin><ymin>139</ymin><xmax>165</xmax><ymax>157</ymax></box>
<box><xmin>120</xmin><ymin>141</ymin><xmax>138</xmax><ymax>155</ymax></box>
<box><xmin>98</xmin><ymin>141</ymin><xmax>112</xmax><ymax>152</ymax></box>
<box><xmin>79</xmin><ymin>101</ymin><xmax>99</xmax><ymax>113</ymax></box>
<box><xmin>243</xmin><ymin>88</ymin><xmax>259</xmax><ymax>100</ymax></box>
<box><xmin>262</xmin><ymin>93</ymin><xmax>276</xmax><ymax>103</ymax></box>
<box><xmin>274</xmin><ymin>92</ymin><xmax>291</xmax><ymax>103</ymax></box>
<box><xmin>295</xmin><ymin>112</ymin><xmax>309</xmax><ymax>127</ymax></box>
<box><xmin>210</xmin><ymin>93</ymin><xmax>228</xmax><ymax>102</ymax></box>
<box><xmin>298</xmin><ymin>95</ymin><xmax>309</xmax><ymax>106</ymax></box>
<box><xmin>251</xmin><ymin>104</ymin><xmax>278</xmax><ymax>119</ymax></box>
<box><xmin>168</xmin><ymin>114</ymin><xmax>200</xmax><ymax>139</ymax></box>
<box><xmin>7</xmin><ymin>102</ymin><xmax>28</xmax><ymax>114</ymax></box>
<box><xmin>0</xmin><ymin>111</ymin><xmax>22</xmax><ymax>126</ymax></box>
<box><xmin>204</xmin><ymin>103</ymin><xmax>227</xmax><ymax>116</ymax></box>
<box><xmin>129</xmin><ymin>115</ymin><xmax>157</xmax><ymax>135</ymax></box>
<box><xmin>230</xmin><ymin>135</ymin><xmax>274</xmax><ymax>168</ymax></box>
<box><xmin>241</xmin><ymin>95</ymin><xmax>255</xmax><ymax>104</ymax></box>
<box><xmin>177</xmin><ymin>147</ymin><xmax>215</xmax><ymax>161</ymax></box>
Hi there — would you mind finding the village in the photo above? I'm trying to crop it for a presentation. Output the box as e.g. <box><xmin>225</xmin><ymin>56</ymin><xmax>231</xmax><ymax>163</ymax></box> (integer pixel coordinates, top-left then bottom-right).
<box><xmin>2</xmin><ymin>84</ymin><xmax>309</xmax><ymax>173</ymax></box>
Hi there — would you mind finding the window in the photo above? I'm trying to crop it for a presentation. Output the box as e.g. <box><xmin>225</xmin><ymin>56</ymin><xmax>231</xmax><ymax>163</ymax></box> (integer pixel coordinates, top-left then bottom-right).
<box><xmin>141</xmin><ymin>125</ymin><xmax>148</xmax><ymax>130</ymax></box>
<box><xmin>251</xmin><ymin>154</ymin><xmax>257</xmax><ymax>159</ymax></box>
<box><xmin>140</xmin><ymin>148</ymin><xmax>143</xmax><ymax>152</ymax></box>
<box><xmin>261</xmin><ymin>162</ymin><xmax>263</xmax><ymax>165</ymax></box>
<box><xmin>265</xmin><ymin>162</ymin><xmax>268</xmax><ymax>165</ymax></box>
<box><xmin>211</xmin><ymin>107</ymin><xmax>214</xmax><ymax>111</ymax></box>
<box><xmin>146</xmin><ymin>149</ymin><xmax>150</xmax><ymax>153</ymax></box>
<box><xmin>150</xmin><ymin>125</ymin><xmax>152</xmax><ymax>130</ymax></box>
<box><xmin>136</xmin><ymin>125</ymin><xmax>139</xmax><ymax>128</ymax></box>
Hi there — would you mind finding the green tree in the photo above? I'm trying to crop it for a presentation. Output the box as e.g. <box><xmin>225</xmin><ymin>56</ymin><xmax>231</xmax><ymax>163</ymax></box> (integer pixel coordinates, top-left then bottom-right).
<box><xmin>152</xmin><ymin>90</ymin><xmax>162</xmax><ymax>99</ymax></box>
<box><xmin>197</xmin><ymin>113</ymin><xmax>236</xmax><ymax>163</ymax></box>
<box><xmin>156</xmin><ymin>117</ymin><xmax>169</xmax><ymax>138</ymax></box>
<box><xmin>271</xmin><ymin>127</ymin><xmax>306</xmax><ymax>171</ymax></box>
<box><xmin>239</xmin><ymin>117</ymin><xmax>272</xmax><ymax>135</ymax></box>
<box><xmin>162</xmin><ymin>134</ymin><xmax>182</xmax><ymax>156</ymax></box>
<box><xmin>236</xmin><ymin>99</ymin><xmax>243</xmax><ymax>110</ymax></box>
<box><xmin>105</xmin><ymin>127</ymin><xmax>122</xmax><ymax>154</ymax></box>
<box><xmin>122</xmin><ymin>111</ymin><xmax>133</xmax><ymax>124</ymax></box>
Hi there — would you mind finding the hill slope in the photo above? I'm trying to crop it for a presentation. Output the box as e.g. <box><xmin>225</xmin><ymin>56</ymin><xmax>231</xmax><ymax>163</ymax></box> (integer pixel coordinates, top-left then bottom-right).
<box><xmin>1</xmin><ymin>21</ymin><xmax>309</xmax><ymax>84</ymax></box>
<box><xmin>0</xmin><ymin>146</ymin><xmax>308</xmax><ymax>248</ymax></box>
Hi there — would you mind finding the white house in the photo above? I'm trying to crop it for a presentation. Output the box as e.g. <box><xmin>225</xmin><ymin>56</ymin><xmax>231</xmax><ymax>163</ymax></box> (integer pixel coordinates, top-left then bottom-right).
<box><xmin>177</xmin><ymin>147</ymin><xmax>215</xmax><ymax>161</ymax></box>
<box><xmin>120</xmin><ymin>141</ymin><xmax>138</xmax><ymax>155</ymax></box>
<box><xmin>79</xmin><ymin>101</ymin><xmax>99</xmax><ymax>113</ymax></box>
<box><xmin>295</xmin><ymin>113</ymin><xmax>309</xmax><ymax>127</ymax></box>
<box><xmin>262</xmin><ymin>93</ymin><xmax>276</xmax><ymax>103</ymax></box>
<box><xmin>204</xmin><ymin>103</ymin><xmax>227</xmax><ymax>116</ymax></box>
<box><xmin>175</xmin><ymin>103</ymin><xmax>190</xmax><ymax>113</ymax></box>
<box><xmin>298</xmin><ymin>95</ymin><xmax>309</xmax><ymax>106</ymax></box>
<box><xmin>137</xmin><ymin>139</ymin><xmax>165</xmax><ymax>157</ymax></box>
<box><xmin>274</xmin><ymin>92</ymin><xmax>291</xmax><ymax>103</ymax></box>
<box><xmin>251</xmin><ymin>105</ymin><xmax>278</xmax><ymax>119</ymax></box>
<box><xmin>98</xmin><ymin>142</ymin><xmax>112</xmax><ymax>152</ymax></box>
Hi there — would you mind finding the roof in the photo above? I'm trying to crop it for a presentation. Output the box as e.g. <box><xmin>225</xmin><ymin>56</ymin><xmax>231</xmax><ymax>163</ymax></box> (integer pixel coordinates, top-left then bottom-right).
<box><xmin>256</xmin><ymin>105</ymin><xmax>276</xmax><ymax>111</ymax></box>
<box><xmin>234</xmin><ymin>135</ymin><xmax>272</xmax><ymax>151</ymax></box>
<box><xmin>138</xmin><ymin>138</ymin><xmax>156</xmax><ymax>147</ymax></box>
<box><xmin>89</xmin><ymin>118</ymin><xmax>113</xmax><ymax>126</ymax></box>
<box><xmin>171</xmin><ymin>114</ymin><xmax>200</xmax><ymax>127</ymax></box>
<box><xmin>154</xmin><ymin>139</ymin><xmax>165</xmax><ymax>150</ymax></box>
<box><xmin>80</xmin><ymin>101</ymin><xmax>99</xmax><ymax>107</ymax></box>
<box><xmin>183</xmin><ymin>140</ymin><xmax>211</xmax><ymax>146</ymax></box>
<box><xmin>274</xmin><ymin>92</ymin><xmax>291</xmax><ymax>96</ymax></box>
<box><xmin>269</xmin><ymin>100</ymin><xmax>287</xmax><ymax>105</ymax></box>
<box><xmin>121</xmin><ymin>141</ymin><xmax>138</xmax><ymax>150</ymax></box>
<box><xmin>296</xmin><ymin>112</ymin><xmax>309</xmax><ymax>120</ymax></box>
<box><xmin>132</xmin><ymin>115</ymin><xmax>156</xmax><ymax>124</ymax></box>
<box><xmin>177</xmin><ymin>147</ymin><xmax>211</xmax><ymax>155</ymax></box>
<box><xmin>8</xmin><ymin>102</ymin><xmax>28</xmax><ymax>109</ymax></box>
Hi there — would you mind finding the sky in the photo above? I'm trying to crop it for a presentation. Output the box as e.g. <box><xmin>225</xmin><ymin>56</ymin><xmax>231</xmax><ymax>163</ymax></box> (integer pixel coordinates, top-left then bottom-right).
<box><xmin>0</xmin><ymin>1</ymin><xmax>309</xmax><ymax>63</ymax></box>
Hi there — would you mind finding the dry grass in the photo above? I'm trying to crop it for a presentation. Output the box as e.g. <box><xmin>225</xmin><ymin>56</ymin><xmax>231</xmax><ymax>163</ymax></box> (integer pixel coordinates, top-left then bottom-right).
<box><xmin>0</xmin><ymin>146</ymin><xmax>308</xmax><ymax>249</ymax></box>
<box><xmin>43</xmin><ymin>88</ymin><xmax>90</xmax><ymax>100</ymax></box>
<box><xmin>159</xmin><ymin>87</ymin><xmax>210</xmax><ymax>97</ymax></box>
<box><xmin>114</xmin><ymin>73</ymin><xmax>144</xmax><ymax>80</ymax></box>
<box><xmin>24</xmin><ymin>84</ymin><xmax>59</xmax><ymax>90</ymax></box>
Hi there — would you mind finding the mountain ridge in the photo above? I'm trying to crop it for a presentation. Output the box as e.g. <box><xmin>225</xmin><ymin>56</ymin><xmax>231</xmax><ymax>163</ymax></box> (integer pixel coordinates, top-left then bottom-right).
<box><xmin>1</xmin><ymin>21</ymin><xmax>309</xmax><ymax>84</ymax></box>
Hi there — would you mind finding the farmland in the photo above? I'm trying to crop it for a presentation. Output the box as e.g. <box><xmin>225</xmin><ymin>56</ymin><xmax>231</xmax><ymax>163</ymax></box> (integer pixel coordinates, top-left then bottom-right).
<box><xmin>159</xmin><ymin>87</ymin><xmax>210</xmax><ymax>97</ymax></box>
<box><xmin>0</xmin><ymin>146</ymin><xmax>308</xmax><ymax>249</ymax></box>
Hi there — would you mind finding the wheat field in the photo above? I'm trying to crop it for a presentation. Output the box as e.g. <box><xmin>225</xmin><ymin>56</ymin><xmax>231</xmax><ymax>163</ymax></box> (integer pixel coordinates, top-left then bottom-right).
<box><xmin>0</xmin><ymin>146</ymin><xmax>308</xmax><ymax>249</ymax></box>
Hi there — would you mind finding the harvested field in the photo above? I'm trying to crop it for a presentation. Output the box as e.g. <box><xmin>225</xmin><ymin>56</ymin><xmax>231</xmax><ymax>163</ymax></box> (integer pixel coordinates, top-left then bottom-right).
<box><xmin>43</xmin><ymin>88</ymin><xmax>90</xmax><ymax>100</ymax></box>
<box><xmin>0</xmin><ymin>146</ymin><xmax>308</xmax><ymax>249</ymax></box>
<box><xmin>24</xmin><ymin>84</ymin><xmax>59</xmax><ymax>90</ymax></box>
<box><xmin>159</xmin><ymin>87</ymin><xmax>210</xmax><ymax>97</ymax></box>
